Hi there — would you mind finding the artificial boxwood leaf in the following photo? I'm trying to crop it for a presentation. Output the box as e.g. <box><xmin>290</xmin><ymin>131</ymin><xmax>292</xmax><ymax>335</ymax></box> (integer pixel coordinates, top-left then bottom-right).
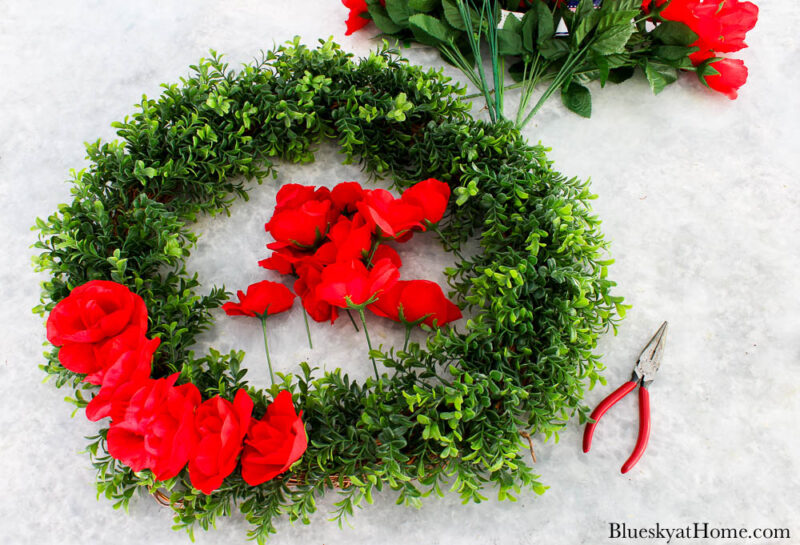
<box><xmin>644</xmin><ymin>59</ymin><xmax>678</xmax><ymax>94</ymax></box>
<box><xmin>561</xmin><ymin>82</ymin><xmax>592</xmax><ymax>118</ymax></box>
<box><xmin>409</xmin><ymin>0</ymin><xmax>439</xmax><ymax>12</ymax></box>
<box><xmin>385</xmin><ymin>0</ymin><xmax>411</xmax><ymax>26</ymax></box>
<box><xmin>409</xmin><ymin>13</ymin><xmax>454</xmax><ymax>46</ymax></box>
<box><xmin>497</xmin><ymin>28</ymin><xmax>524</xmax><ymax>56</ymax></box>
<box><xmin>651</xmin><ymin>20</ymin><xmax>698</xmax><ymax>46</ymax></box>
<box><xmin>590</xmin><ymin>23</ymin><xmax>634</xmax><ymax>55</ymax></box>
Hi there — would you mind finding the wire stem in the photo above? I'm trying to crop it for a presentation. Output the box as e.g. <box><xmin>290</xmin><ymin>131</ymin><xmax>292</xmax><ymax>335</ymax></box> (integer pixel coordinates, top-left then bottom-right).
<box><xmin>260</xmin><ymin>317</ymin><xmax>275</xmax><ymax>385</ymax></box>
<box><xmin>301</xmin><ymin>306</ymin><xmax>313</xmax><ymax>349</ymax></box>
<box><xmin>346</xmin><ymin>309</ymin><xmax>360</xmax><ymax>332</ymax></box>
<box><xmin>358</xmin><ymin>308</ymin><xmax>379</xmax><ymax>380</ymax></box>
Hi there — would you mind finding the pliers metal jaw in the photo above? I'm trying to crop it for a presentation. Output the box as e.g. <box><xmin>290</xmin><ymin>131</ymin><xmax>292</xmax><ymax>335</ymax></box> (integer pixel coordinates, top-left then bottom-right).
<box><xmin>582</xmin><ymin>321</ymin><xmax>668</xmax><ymax>473</ymax></box>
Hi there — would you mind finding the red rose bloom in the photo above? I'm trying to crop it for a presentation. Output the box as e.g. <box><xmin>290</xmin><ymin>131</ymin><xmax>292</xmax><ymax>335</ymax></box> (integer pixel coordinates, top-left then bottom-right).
<box><xmin>106</xmin><ymin>373</ymin><xmax>201</xmax><ymax>480</ymax></box>
<box><xmin>691</xmin><ymin>0</ymin><xmax>758</xmax><ymax>54</ymax></box>
<box><xmin>400</xmin><ymin>178</ymin><xmax>451</xmax><ymax>225</ymax></box>
<box><xmin>240</xmin><ymin>390</ymin><xmax>307</xmax><ymax>486</ymax></box>
<box><xmin>369</xmin><ymin>280</ymin><xmax>462</xmax><ymax>327</ymax></box>
<box><xmin>702</xmin><ymin>58</ymin><xmax>748</xmax><ymax>99</ymax></box>
<box><xmin>316</xmin><ymin>258</ymin><xmax>399</xmax><ymax>308</ymax></box>
<box><xmin>84</xmin><ymin>337</ymin><xmax>159</xmax><ymax>422</ymax></box>
<box><xmin>56</xmin><ymin>324</ymin><xmax>146</xmax><ymax>381</ymax></box>
<box><xmin>342</xmin><ymin>0</ymin><xmax>370</xmax><ymax>35</ymax></box>
<box><xmin>371</xmin><ymin>244</ymin><xmax>402</xmax><ymax>268</ymax></box>
<box><xmin>266</xmin><ymin>199</ymin><xmax>333</xmax><ymax>248</ymax></box>
<box><xmin>272</xmin><ymin>184</ymin><xmax>316</xmax><ymax>214</ymax></box>
<box><xmin>328</xmin><ymin>214</ymin><xmax>372</xmax><ymax>262</ymax></box>
<box><xmin>188</xmin><ymin>389</ymin><xmax>254</xmax><ymax>494</ymax></box>
<box><xmin>47</xmin><ymin>279</ymin><xmax>147</xmax><ymax>347</ymax></box>
<box><xmin>294</xmin><ymin>264</ymin><xmax>339</xmax><ymax>323</ymax></box>
<box><xmin>222</xmin><ymin>280</ymin><xmax>295</xmax><ymax>318</ymax></box>
<box><xmin>330</xmin><ymin>181</ymin><xmax>364</xmax><ymax>213</ymax></box>
<box><xmin>356</xmin><ymin>189</ymin><xmax>425</xmax><ymax>240</ymax></box>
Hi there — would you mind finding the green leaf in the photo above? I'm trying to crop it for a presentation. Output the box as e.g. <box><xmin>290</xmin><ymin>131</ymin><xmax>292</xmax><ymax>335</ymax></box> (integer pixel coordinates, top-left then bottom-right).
<box><xmin>535</xmin><ymin>1</ymin><xmax>554</xmax><ymax>46</ymax></box>
<box><xmin>369</xmin><ymin>3</ymin><xmax>404</xmax><ymax>33</ymax></box>
<box><xmin>385</xmin><ymin>0</ymin><xmax>411</xmax><ymax>26</ymax></box>
<box><xmin>608</xmin><ymin>65</ymin><xmax>635</xmax><ymax>84</ymax></box>
<box><xmin>644</xmin><ymin>60</ymin><xmax>678</xmax><ymax>94</ymax></box>
<box><xmin>409</xmin><ymin>0</ymin><xmax>438</xmax><ymax>12</ymax></box>
<box><xmin>521</xmin><ymin>9</ymin><xmax>539</xmax><ymax>52</ymax></box>
<box><xmin>572</xmin><ymin>10</ymin><xmax>600</xmax><ymax>47</ymax></box>
<box><xmin>503</xmin><ymin>12</ymin><xmax>522</xmax><ymax>33</ymax></box>
<box><xmin>538</xmin><ymin>38</ymin><xmax>569</xmax><ymax>60</ymax></box>
<box><xmin>592</xmin><ymin>52</ymin><xmax>610</xmax><ymax>87</ymax></box>
<box><xmin>497</xmin><ymin>28</ymin><xmax>524</xmax><ymax>56</ymax></box>
<box><xmin>653</xmin><ymin>44</ymin><xmax>695</xmax><ymax>61</ymax></box>
<box><xmin>651</xmin><ymin>20</ymin><xmax>698</xmax><ymax>46</ymax></box>
<box><xmin>441</xmin><ymin>0</ymin><xmax>466</xmax><ymax>30</ymax></box>
<box><xmin>595</xmin><ymin>10</ymin><xmax>639</xmax><ymax>33</ymax></box>
<box><xmin>590</xmin><ymin>23</ymin><xmax>634</xmax><ymax>55</ymax></box>
<box><xmin>561</xmin><ymin>82</ymin><xmax>592</xmax><ymax>118</ymax></box>
<box><xmin>408</xmin><ymin>14</ymin><xmax>455</xmax><ymax>46</ymax></box>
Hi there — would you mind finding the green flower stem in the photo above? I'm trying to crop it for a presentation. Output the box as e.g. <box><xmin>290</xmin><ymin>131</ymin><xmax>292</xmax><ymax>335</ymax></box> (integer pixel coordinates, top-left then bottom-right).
<box><xmin>259</xmin><ymin>316</ymin><xmax>275</xmax><ymax>385</ymax></box>
<box><xmin>403</xmin><ymin>324</ymin><xmax>412</xmax><ymax>352</ymax></box>
<box><xmin>365</xmin><ymin>240</ymin><xmax>380</xmax><ymax>267</ymax></box>
<box><xmin>301</xmin><ymin>306</ymin><xmax>313</xmax><ymax>349</ymax></box>
<box><xmin>358</xmin><ymin>308</ymin><xmax>379</xmax><ymax>380</ymax></box>
<box><xmin>346</xmin><ymin>309</ymin><xmax>360</xmax><ymax>332</ymax></box>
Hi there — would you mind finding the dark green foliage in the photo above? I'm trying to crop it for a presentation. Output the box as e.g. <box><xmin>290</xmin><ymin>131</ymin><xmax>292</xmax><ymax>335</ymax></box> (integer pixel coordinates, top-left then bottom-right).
<box><xmin>32</xmin><ymin>38</ymin><xmax>623</xmax><ymax>541</ymax></box>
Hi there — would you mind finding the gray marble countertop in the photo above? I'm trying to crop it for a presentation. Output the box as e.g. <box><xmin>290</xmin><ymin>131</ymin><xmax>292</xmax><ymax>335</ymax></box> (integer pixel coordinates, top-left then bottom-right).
<box><xmin>1</xmin><ymin>1</ymin><xmax>798</xmax><ymax>544</ymax></box>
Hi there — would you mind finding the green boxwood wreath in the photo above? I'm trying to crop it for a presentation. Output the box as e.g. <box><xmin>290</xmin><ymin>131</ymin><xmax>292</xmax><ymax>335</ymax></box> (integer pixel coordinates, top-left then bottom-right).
<box><xmin>33</xmin><ymin>38</ymin><xmax>625</xmax><ymax>541</ymax></box>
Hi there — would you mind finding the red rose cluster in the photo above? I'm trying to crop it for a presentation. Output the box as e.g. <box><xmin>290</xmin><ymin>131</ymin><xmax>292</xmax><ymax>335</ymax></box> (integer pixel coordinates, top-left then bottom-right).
<box><xmin>46</xmin><ymin>280</ymin><xmax>307</xmax><ymax>493</ymax></box>
<box><xmin>646</xmin><ymin>0</ymin><xmax>757</xmax><ymax>99</ymax></box>
<box><xmin>258</xmin><ymin>179</ymin><xmax>461</xmax><ymax>331</ymax></box>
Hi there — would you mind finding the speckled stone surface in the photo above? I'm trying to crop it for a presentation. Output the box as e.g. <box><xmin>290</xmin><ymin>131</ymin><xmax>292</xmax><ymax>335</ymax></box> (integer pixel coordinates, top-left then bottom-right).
<box><xmin>2</xmin><ymin>1</ymin><xmax>798</xmax><ymax>544</ymax></box>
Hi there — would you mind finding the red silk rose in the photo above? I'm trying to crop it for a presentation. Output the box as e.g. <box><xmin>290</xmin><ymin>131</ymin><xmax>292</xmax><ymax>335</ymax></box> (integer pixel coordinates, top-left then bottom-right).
<box><xmin>330</xmin><ymin>181</ymin><xmax>364</xmax><ymax>213</ymax></box>
<box><xmin>316</xmin><ymin>257</ymin><xmax>399</xmax><ymax>308</ymax></box>
<box><xmin>47</xmin><ymin>280</ymin><xmax>147</xmax><ymax>359</ymax></box>
<box><xmin>399</xmin><ymin>178</ymin><xmax>451</xmax><ymax>226</ymax></box>
<box><xmin>56</xmin><ymin>324</ymin><xmax>148</xmax><ymax>381</ymax></box>
<box><xmin>369</xmin><ymin>280</ymin><xmax>462</xmax><ymax>327</ymax></box>
<box><xmin>222</xmin><ymin>280</ymin><xmax>295</xmax><ymax>318</ymax></box>
<box><xmin>371</xmin><ymin>244</ymin><xmax>402</xmax><ymax>268</ymax></box>
<box><xmin>240</xmin><ymin>390</ymin><xmax>307</xmax><ymax>486</ymax></box>
<box><xmin>701</xmin><ymin>58</ymin><xmax>748</xmax><ymax>100</ymax></box>
<box><xmin>328</xmin><ymin>214</ymin><xmax>372</xmax><ymax>262</ymax></box>
<box><xmin>106</xmin><ymin>373</ymin><xmax>201</xmax><ymax>480</ymax></box>
<box><xmin>188</xmin><ymin>389</ymin><xmax>254</xmax><ymax>494</ymax></box>
<box><xmin>266</xmin><ymin>199</ymin><xmax>333</xmax><ymax>248</ymax></box>
<box><xmin>84</xmin><ymin>337</ymin><xmax>160</xmax><ymax>421</ymax></box>
<box><xmin>294</xmin><ymin>264</ymin><xmax>339</xmax><ymax>323</ymax></box>
<box><xmin>356</xmin><ymin>189</ymin><xmax>425</xmax><ymax>240</ymax></box>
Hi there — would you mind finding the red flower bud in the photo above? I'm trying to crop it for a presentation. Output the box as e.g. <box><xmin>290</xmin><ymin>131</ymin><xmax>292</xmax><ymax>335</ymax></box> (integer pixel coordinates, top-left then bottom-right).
<box><xmin>222</xmin><ymin>280</ymin><xmax>295</xmax><ymax>318</ymax></box>
<box><xmin>369</xmin><ymin>280</ymin><xmax>462</xmax><ymax>327</ymax></box>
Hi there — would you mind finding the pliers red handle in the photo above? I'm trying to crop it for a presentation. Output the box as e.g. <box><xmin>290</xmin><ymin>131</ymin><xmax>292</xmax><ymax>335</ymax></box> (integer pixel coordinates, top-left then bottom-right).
<box><xmin>582</xmin><ymin>321</ymin><xmax>667</xmax><ymax>474</ymax></box>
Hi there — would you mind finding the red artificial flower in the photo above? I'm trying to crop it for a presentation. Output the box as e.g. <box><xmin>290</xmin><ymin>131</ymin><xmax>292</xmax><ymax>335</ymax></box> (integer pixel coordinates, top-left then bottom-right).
<box><xmin>188</xmin><ymin>389</ymin><xmax>254</xmax><ymax>494</ymax></box>
<box><xmin>356</xmin><ymin>189</ymin><xmax>425</xmax><ymax>240</ymax></box>
<box><xmin>47</xmin><ymin>280</ymin><xmax>147</xmax><ymax>347</ymax></box>
<box><xmin>316</xmin><ymin>258</ymin><xmax>399</xmax><ymax>308</ymax></box>
<box><xmin>330</xmin><ymin>181</ymin><xmax>364</xmax><ymax>213</ymax></box>
<box><xmin>294</xmin><ymin>264</ymin><xmax>339</xmax><ymax>323</ymax></box>
<box><xmin>266</xmin><ymin>199</ymin><xmax>333</xmax><ymax>248</ymax></box>
<box><xmin>328</xmin><ymin>214</ymin><xmax>373</xmax><ymax>262</ymax></box>
<box><xmin>240</xmin><ymin>390</ymin><xmax>307</xmax><ymax>485</ymax></box>
<box><xmin>106</xmin><ymin>373</ymin><xmax>201</xmax><ymax>480</ymax></box>
<box><xmin>691</xmin><ymin>0</ymin><xmax>758</xmax><ymax>54</ymax></box>
<box><xmin>369</xmin><ymin>280</ymin><xmax>462</xmax><ymax>327</ymax></box>
<box><xmin>222</xmin><ymin>280</ymin><xmax>295</xmax><ymax>318</ymax></box>
<box><xmin>84</xmin><ymin>337</ymin><xmax>159</xmax><ymax>421</ymax></box>
<box><xmin>56</xmin><ymin>324</ymin><xmax>148</xmax><ymax>381</ymax></box>
<box><xmin>371</xmin><ymin>244</ymin><xmax>402</xmax><ymax>268</ymax></box>
<box><xmin>272</xmin><ymin>184</ymin><xmax>316</xmax><ymax>215</ymax></box>
<box><xmin>702</xmin><ymin>58</ymin><xmax>748</xmax><ymax>99</ymax></box>
<box><xmin>400</xmin><ymin>178</ymin><xmax>451</xmax><ymax>226</ymax></box>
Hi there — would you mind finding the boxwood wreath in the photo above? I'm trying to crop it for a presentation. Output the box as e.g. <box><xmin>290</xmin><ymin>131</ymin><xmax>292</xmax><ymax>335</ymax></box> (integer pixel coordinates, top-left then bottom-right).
<box><xmin>33</xmin><ymin>38</ymin><xmax>624</xmax><ymax>541</ymax></box>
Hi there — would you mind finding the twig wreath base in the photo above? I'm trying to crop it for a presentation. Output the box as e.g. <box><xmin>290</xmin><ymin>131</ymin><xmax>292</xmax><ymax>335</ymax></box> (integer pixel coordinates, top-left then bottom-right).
<box><xmin>33</xmin><ymin>38</ymin><xmax>623</xmax><ymax>542</ymax></box>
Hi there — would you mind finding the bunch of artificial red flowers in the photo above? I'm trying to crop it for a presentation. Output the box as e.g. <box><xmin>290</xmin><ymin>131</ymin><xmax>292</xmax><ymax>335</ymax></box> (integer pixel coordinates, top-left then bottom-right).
<box><xmin>46</xmin><ymin>280</ymin><xmax>307</xmax><ymax>494</ymax></box>
<box><xmin>342</xmin><ymin>0</ymin><xmax>758</xmax><ymax>100</ymax></box>
<box><xmin>644</xmin><ymin>0</ymin><xmax>758</xmax><ymax>99</ymax></box>
<box><xmin>224</xmin><ymin>178</ymin><xmax>462</xmax><ymax>380</ymax></box>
